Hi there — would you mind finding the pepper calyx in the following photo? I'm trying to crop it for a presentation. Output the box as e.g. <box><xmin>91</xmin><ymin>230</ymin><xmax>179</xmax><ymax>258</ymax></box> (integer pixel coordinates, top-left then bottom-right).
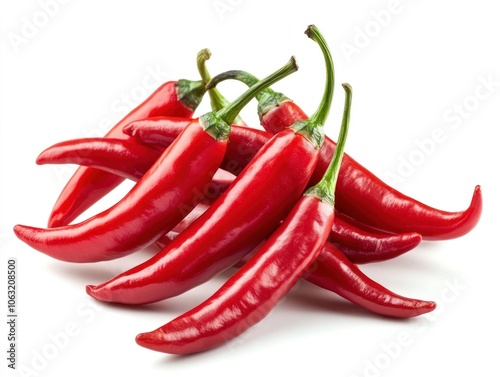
<box><xmin>290</xmin><ymin>120</ymin><xmax>325</xmax><ymax>150</ymax></box>
<box><xmin>199</xmin><ymin>112</ymin><xmax>231</xmax><ymax>142</ymax></box>
<box><xmin>256</xmin><ymin>91</ymin><xmax>291</xmax><ymax>120</ymax></box>
<box><xmin>176</xmin><ymin>79</ymin><xmax>206</xmax><ymax>112</ymax></box>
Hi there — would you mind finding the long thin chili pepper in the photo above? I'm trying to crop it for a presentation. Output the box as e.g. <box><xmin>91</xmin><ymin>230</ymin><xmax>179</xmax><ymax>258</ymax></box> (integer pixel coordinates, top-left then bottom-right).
<box><xmin>153</xmin><ymin>196</ymin><xmax>422</xmax><ymax>264</ymax></box>
<box><xmin>233</xmin><ymin>238</ymin><xmax>435</xmax><ymax>319</ymax></box>
<box><xmin>46</xmin><ymin>50</ymin><xmax>219</xmax><ymax>227</ymax></box>
<box><xmin>41</xmin><ymin>109</ymin><xmax>426</xmax><ymax>263</ymax></box>
<box><xmin>37</xmin><ymin>125</ymin><xmax>423</xmax><ymax>262</ymax></box>
<box><xmin>160</xmin><ymin>229</ymin><xmax>433</xmax><ymax>320</ymax></box>
<box><xmin>303</xmin><ymin>241</ymin><xmax>436</xmax><ymax>317</ymax></box>
<box><xmin>207</xmin><ymin>73</ymin><xmax>482</xmax><ymax>241</ymax></box>
<box><xmin>136</xmin><ymin>82</ymin><xmax>437</xmax><ymax>354</ymax></box>
<box><xmin>13</xmin><ymin>58</ymin><xmax>298</xmax><ymax>263</ymax></box>
<box><xmin>135</xmin><ymin>80</ymin><xmax>352</xmax><ymax>355</ymax></box>
<box><xmin>86</xmin><ymin>24</ymin><xmax>335</xmax><ymax>305</ymax></box>
<box><xmin>329</xmin><ymin>215</ymin><xmax>422</xmax><ymax>264</ymax></box>
<box><xmin>36</xmin><ymin>138</ymin><xmax>164</xmax><ymax>181</ymax></box>
<box><xmin>123</xmin><ymin>118</ymin><xmax>270</xmax><ymax>176</ymax></box>
<box><xmin>35</xmin><ymin>137</ymin><xmax>233</xmax><ymax>204</ymax></box>
<box><xmin>122</xmin><ymin>120</ymin><xmax>423</xmax><ymax>261</ymax></box>
<box><xmin>37</xmin><ymin>115</ymin><xmax>269</xmax><ymax>179</ymax></box>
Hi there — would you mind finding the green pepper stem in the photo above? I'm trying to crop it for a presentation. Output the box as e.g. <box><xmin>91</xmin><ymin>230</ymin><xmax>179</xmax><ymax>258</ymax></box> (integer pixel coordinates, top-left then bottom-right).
<box><xmin>197</xmin><ymin>48</ymin><xmax>231</xmax><ymax>112</ymax></box>
<box><xmin>305</xmin><ymin>24</ymin><xmax>335</xmax><ymax>126</ymax></box>
<box><xmin>206</xmin><ymin>70</ymin><xmax>290</xmax><ymax>120</ymax></box>
<box><xmin>305</xmin><ymin>83</ymin><xmax>352</xmax><ymax>206</ymax></box>
<box><xmin>206</xmin><ymin>70</ymin><xmax>259</xmax><ymax>89</ymax></box>
<box><xmin>216</xmin><ymin>56</ymin><xmax>298</xmax><ymax>125</ymax></box>
<box><xmin>175</xmin><ymin>79</ymin><xmax>205</xmax><ymax>112</ymax></box>
<box><xmin>287</xmin><ymin>25</ymin><xmax>335</xmax><ymax>149</ymax></box>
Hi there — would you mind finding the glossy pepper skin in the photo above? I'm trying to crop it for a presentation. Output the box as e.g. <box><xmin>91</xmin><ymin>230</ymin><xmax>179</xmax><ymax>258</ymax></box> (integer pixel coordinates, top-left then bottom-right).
<box><xmin>36</xmin><ymin>137</ymin><xmax>163</xmax><ymax>181</ymax></box>
<box><xmin>135</xmin><ymin>78</ymin><xmax>436</xmax><ymax>355</ymax></box>
<box><xmin>121</xmin><ymin>120</ymin><xmax>423</xmax><ymax>262</ymax></box>
<box><xmin>136</xmin><ymin>196</ymin><xmax>335</xmax><ymax>354</ymax></box>
<box><xmin>86</xmin><ymin>129</ymin><xmax>319</xmax><ymax>301</ymax></box>
<box><xmin>86</xmin><ymin>28</ymin><xmax>334</xmax><ymax>305</ymax></box>
<box><xmin>313</xmin><ymin>141</ymin><xmax>482</xmax><ymax>240</ymax></box>
<box><xmin>14</xmin><ymin>121</ymin><xmax>228</xmax><ymax>263</ymax></box>
<box><xmin>303</xmin><ymin>241</ymin><xmax>436</xmax><ymax>317</ymax></box>
<box><xmin>123</xmin><ymin>117</ymin><xmax>270</xmax><ymax>176</ymax></box>
<box><xmin>136</xmin><ymin>73</ymin><xmax>351</xmax><ymax>355</ymax></box>
<box><xmin>47</xmin><ymin>79</ymin><xmax>205</xmax><ymax>227</ymax></box>
<box><xmin>209</xmin><ymin>73</ymin><xmax>482</xmax><ymax>240</ymax></box>
<box><xmin>329</xmin><ymin>214</ymin><xmax>422</xmax><ymax>264</ymax></box>
<box><xmin>234</xmin><ymin>238</ymin><xmax>436</xmax><ymax>318</ymax></box>
<box><xmin>36</xmin><ymin>137</ymin><xmax>234</xmax><ymax>204</ymax></box>
<box><xmin>148</xmin><ymin>196</ymin><xmax>422</xmax><ymax>264</ymax></box>
<box><xmin>15</xmin><ymin>56</ymin><xmax>298</xmax><ymax>263</ymax></box>
<box><xmin>37</xmin><ymin>118</ymin><xmax>269</xmax><ymax>179</ymax></box>
<box><xmin>38</xmin><ymin>124</ymin><xmax>423</xmax><ymax>263</ymax></box>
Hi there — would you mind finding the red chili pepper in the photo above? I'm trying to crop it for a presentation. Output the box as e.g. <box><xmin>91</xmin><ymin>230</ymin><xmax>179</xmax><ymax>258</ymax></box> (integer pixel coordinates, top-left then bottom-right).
<box><xmin>36</xmin><ymin>137</ymin><xmax>164</xmax><ymax>181</ymax></box>
<box><xmin>123</xmin><ymin>117</ymin><xmax>270</xmax><ymax>176</ymax></box>
<box><xmin>37</xmin><ymin>124</ymin><xmax>423</xmax><ymax>262</ymax></box>
<box><xmin>37</xmin><ymin>117</ymin><xmax>269</xmax><ymax>179</ymax></box>
<box><xmin>86</xmin><ymin>25</ymin><xmax>335</xmax><ymax>304</ymax></box>
<box><xmin>35</xmin><ymin>137</ymin><xmax>233</xmax><ymax>205</ymax></box>
<box><xmin>303</xmin><ymin>241</ymin><xmax>436</xmax><ymax>317</ymax></box>
<box><xmin>135</xmin><ymin>78</ymin><xmax>352</xmax><ymax>354</ymax></box>
<box><xmin>15</xmin><ymin>124</ymin><xmax>226</xmax><ymax>262</ymax></box>
<box><xmin>329</xmin><ymin>214</ymin><xmax>422</xmax><ymax>264</ymax></box>
<box><xmin>13</xmin><ymin>58</ymin><xmax>298</xmax><ymax>263</ymax></box>
<box><xmin>46</xmin><ymin>50</ymin><xmax>225</xmax><ymax>227</ymax></box>
<box><xmin>139</xmin><ymin>196</ymin><xmax>336</xmax><ymax>354</ymax></box>
<box><xmin>126</xmin><ymin>120</ymin><xmax>426</xmax><ymax>262</ymax></box>
<box><xmin>234</xmin><ymin>237</ymin><xmax>435</xmax><ymax>319</ymax></box>
<box><xmin>156</xmin><ymin>197</ymin><xmax>423</xmax><ymax>265</ymax></box>
<box><xmin>208</xmin><ymin>74</ymin><xmax>482</xmax><ymax>241</ymax></box>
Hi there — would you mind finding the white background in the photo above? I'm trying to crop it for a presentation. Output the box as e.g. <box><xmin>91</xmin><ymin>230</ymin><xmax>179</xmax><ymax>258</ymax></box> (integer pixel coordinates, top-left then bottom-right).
<box><xmin>1</xmin><ymin>1</ymin><xmax>499</xmax><ymax>376</ymax></box>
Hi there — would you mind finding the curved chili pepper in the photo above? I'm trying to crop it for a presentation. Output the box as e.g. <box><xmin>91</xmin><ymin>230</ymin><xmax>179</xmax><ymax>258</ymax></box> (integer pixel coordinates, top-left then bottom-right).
<box><xmin>135</xmin><ymin>78</ymin><xmax>352</xmax><ymax>354</ymax></box>
<box><xmin>329</xmin><ymin>215</ymin><xmax>422</xmax><ymax>264</ymax></box>
<box><xmin>138</xmin><ymin>195</ymin><xmax>336</xmax><ymax>354</ymax></box>
<box><xmin>153</xmin><ymin>197</ymin><xmax>422</xmax><ymax>263</ymax></box>
<box><xmin>207</xmin><ymin>74</ymin><xmax>482</xmax><ymax>241</ymax></box>
<box><xmin>41</xmin><ymin>111</ymin><xmax>425</xmax><ymax>263</ymax></box>
<box><xmin>14</xmin><ymin>58</ymin><xmax>298</xmax><ymax>263</ymax></box>
<box><xmin>36</xmin><ymin>138</ymin><xmax>163</xmax><ymax>181</ymax></box>
<box><xmin>36</xmin><ymin>137</ymin><xmax>233</xmax><ymax>205</ymax></box>
<box><xmin>123</xmin><ymin>117</ymin><xmax>270</xmax><ymax>176</ymax></box>
<box><xmin>234</xmin><ymin>238</ymin><xmax>435</xmax><ymax>318</ymax></box>
<box><xmin>37</xmin><ymin>116</ymin><xmax>269</xmax><ymax>180</ymax></box>
<box><xmin>86</xmin><ymin>126</ymin><xmax>322</xmax><ymax>299</ymax></box>
<box><xmin>37</xmin><ymin>123</ymin><xmax>423</xmax><ymax>262</ymax></box>
<box><xmin>86</xmin><ymin>25</ymin><xmax>335</xmax><ymax>305</ymax></box>
<box><xmin>47</xmin><ymin>81</ymin><xmax>201</xmax><ymax>228</ymax></box>
<box><xmin>303</xmin><ymin>241</ymin><xmax>436</xmax><ymax>317</ymax></box>
<box><xmin>47</xmin><ymin>50</ymin><xmax>224</xmax><ymax>227</ymax></box>
<box><xmin>15</xmin><ymin>123</ymin><xmax>226</xmax><ymax>263</ymax></box>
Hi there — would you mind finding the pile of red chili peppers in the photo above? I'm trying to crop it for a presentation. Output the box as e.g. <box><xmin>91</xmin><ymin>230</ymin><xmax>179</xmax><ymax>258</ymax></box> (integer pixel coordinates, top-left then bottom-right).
<box><xmin>14</xmin><ymin>25</ymin><xmax>482</xmax><ymax>355</ymax></box>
